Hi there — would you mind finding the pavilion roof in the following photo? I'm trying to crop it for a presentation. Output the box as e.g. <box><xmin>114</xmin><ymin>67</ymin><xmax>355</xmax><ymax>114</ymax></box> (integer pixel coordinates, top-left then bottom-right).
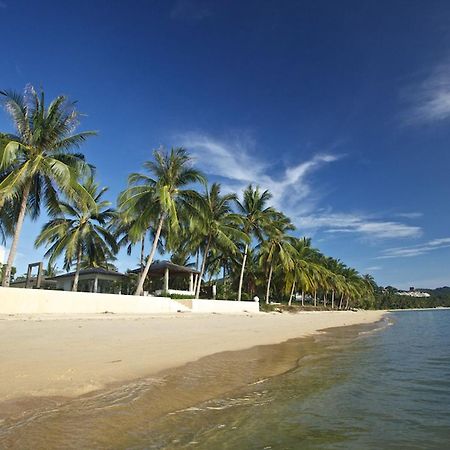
<box><xmin>49</xmin><ymin>268</ymin><xmax>127</xmax><ymax>280</ymax></box>
<box><xmin>130</xmin><ymin>260</ymin><xmax>200</xmax><ymax>276</ymax></box>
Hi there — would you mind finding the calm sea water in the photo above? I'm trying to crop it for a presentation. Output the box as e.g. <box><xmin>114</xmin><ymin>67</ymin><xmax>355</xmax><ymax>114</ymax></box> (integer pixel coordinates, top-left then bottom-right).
<box><xmin>1</xmin><ymin>310</ymin><xmax>450</xmax><ymax>449</ymax></box>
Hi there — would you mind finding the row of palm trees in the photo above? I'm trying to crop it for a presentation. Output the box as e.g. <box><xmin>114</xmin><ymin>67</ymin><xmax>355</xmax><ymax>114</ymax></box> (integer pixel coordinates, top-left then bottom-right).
<box><xmin>0</xmin><ymin>86</ymin><xmax>374</xmax><ymax>307</ymax></box>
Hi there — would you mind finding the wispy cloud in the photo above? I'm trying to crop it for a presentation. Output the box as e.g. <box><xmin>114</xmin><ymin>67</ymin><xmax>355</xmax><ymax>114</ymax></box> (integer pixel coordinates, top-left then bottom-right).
<box><xmin>378</xmin><ymin>237</ymin><xmax>450</xmax><ymax>259</ymax></box>
<box><xmin>298</xmin><ymin>212</ymin><xmax>422</xmax><ymax>239</ymax></box>
<box><xmin>364</xmin><ymin>266</ymin><xmax>382</xmax><ymax>272</ymax></box>
<box><xmin>180</xmin><ymin>131</ymin><xmax>340</xmax><ymax>215</ymax></box>
<box><xmin>403</xmin><ymin>60</ymin><xmax>450</xmax><ymax>124</ymax></box>
<box><xmin>395</xmin><ymin>212</ymin><xmax>423</xmax><ymax>219</ymax></box>
<box><xmin>179</xmin><ymin>132</ymin><xmax>421</xmax><ymax>241</ymax></box>
<box><xmin>170</xmin><ymin>0</ymin><xmax>212</xmax><ymax>21</ymax></box>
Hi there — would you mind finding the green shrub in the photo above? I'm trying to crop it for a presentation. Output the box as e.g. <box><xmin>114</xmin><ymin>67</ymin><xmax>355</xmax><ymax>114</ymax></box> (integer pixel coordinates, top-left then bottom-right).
<box><xmin>169</xmin><ymin>293</ymin><xmax>195</xmax><ymax>300</ymax></box>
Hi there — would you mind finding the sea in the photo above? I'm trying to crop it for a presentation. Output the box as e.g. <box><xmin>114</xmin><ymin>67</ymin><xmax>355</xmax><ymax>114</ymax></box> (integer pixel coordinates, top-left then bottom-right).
<box><xmin>1</xmin><ymin>309</ymin><xmax>450</xmax><ymax>449</ymax></box>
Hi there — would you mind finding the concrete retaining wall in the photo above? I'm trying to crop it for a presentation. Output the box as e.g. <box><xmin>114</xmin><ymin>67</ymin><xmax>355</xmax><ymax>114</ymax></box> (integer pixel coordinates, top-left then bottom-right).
<box><xmin>0</xmin><ymin>287</ymin><xmax>260</xmax><ymax>315</ymax></box>
<box><xmin>0</xmin><ymin>287</ymin><xmax>185</xmax><ymax>314</ymax></box>
<box><xmin>191</xmin><ymin>299</ymin><xmax>260</xmax><ymax>314</ymax></box>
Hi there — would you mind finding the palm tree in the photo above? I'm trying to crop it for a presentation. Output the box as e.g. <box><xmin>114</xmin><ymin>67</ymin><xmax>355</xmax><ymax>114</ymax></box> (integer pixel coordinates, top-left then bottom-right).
<box><xmin>119</xmin><ymin>148</ymin><xmax>205</xmax><ymax>295</ymax></box>
<box><xmin>0</xmin><ymin>200</ymin><xmax>17</xmax><ymax>245</ymax></box>
<box><xmin>191</xmin><ymin>182</ymin><xmax>249</xmax><ymax>299</ymax></box>
<box><xmin>286</xmin><ymin>237</ymin><xmax>316</xmax><ymax>306</ymax></box>
<box><xmin>35</xmin><ymin>176</ymin><xmax>117</xmax><ymax>291</ymax></box>
<box><xmin>0</xmin><ymin>86</ymin><xmax>96</xmax><ymax>286</ymax></box>
<box><xmin>235</xmin><ymin>185</ymin><xmax>276</xmax><ymax>301</ymax></box>
<box><xmin>259</xmin><ymin>213</ymin><xmax>296</xmax><ymax>304</ymax></box>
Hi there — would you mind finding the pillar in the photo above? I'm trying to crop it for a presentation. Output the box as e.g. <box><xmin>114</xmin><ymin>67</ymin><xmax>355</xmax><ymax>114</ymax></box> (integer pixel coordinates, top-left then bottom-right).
<box><xmin>189</xmin><ymin>273</ymin><xmax>194</xmax><ymax>293</ymax></box>
<box><xmin>164</xmin><ymin>267</ymin><xmax>169</xmax><ymax>292</ymax></box>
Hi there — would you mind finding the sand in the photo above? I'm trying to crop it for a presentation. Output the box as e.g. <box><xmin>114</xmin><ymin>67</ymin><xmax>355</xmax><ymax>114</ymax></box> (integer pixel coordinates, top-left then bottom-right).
<box><xmin>0</xmin><ymin>310</ymin><xmax>385</xmax><ymax>406</ymax></box>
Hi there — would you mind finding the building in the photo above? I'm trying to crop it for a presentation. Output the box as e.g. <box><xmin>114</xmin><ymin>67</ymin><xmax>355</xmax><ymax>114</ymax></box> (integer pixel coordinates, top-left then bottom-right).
<box><xmin>11</xmin><ymin>267</ymin><xmax>128</xmax><ymax>294</ymax></box>
<box><xmin>131</xmin><ymin>260</ymin><xmax>200</xmax><ymax>296</ymax></box>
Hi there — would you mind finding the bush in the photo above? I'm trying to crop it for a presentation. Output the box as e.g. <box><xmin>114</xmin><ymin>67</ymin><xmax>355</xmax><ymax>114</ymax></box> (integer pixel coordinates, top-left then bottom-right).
<box><xmin>169</xmin><ymin>293</ymin><xmax>195</xmax><ymax>300</ymax></box>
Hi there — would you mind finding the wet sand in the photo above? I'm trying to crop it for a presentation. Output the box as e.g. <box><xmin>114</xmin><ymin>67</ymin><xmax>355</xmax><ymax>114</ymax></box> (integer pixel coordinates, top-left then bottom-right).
<box><xmin>0</xmin><ymin>310</ymin><xmax>384</xmax><ymax>412</ymax></box>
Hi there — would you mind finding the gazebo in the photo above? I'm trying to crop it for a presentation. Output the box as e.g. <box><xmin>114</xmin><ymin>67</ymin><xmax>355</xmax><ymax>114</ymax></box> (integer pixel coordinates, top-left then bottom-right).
<box><xmin>131</xmin><ymin>260</ymin><xmax>200</xmax><ymax>296</ymax></box>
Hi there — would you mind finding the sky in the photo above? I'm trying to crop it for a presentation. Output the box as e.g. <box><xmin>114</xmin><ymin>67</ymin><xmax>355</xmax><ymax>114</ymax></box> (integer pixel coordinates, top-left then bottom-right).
<box><xmin>1</xmin><ymin>0</ymin><xmax>450</xmax><ymax>288</ymax></box>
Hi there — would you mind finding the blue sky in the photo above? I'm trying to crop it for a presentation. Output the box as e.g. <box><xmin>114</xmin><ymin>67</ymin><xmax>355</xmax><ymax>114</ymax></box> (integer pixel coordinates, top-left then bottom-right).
<box><xmin>1</xmin><ymin>0</ymin><xmax>450</xmax><ymax>288</ymax></box>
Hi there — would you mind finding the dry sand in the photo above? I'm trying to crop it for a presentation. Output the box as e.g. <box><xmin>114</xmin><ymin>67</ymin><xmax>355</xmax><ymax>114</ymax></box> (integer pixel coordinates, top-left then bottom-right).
<box><xmin>0</xmin><ymin>310</ymin><xmax>385</xmax><ymax>404</ymax></box>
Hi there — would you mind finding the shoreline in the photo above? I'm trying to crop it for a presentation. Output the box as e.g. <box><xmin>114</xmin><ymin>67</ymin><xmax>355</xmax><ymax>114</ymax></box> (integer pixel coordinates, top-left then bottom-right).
<box><xmin>0</xmin><ymin>310</ymin><xmax>385</xmax><ymax>420</ymax></box>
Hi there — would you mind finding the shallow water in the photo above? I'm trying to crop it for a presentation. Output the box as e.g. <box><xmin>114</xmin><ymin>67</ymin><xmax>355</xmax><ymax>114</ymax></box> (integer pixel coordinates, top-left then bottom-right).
<box><xmin>1</xmin><ymin>310</ymin><xmax>450</xmax><ymax>449</ymax></box>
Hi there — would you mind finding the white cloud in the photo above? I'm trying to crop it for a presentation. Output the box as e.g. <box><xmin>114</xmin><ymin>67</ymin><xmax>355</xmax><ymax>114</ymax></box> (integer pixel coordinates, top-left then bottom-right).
<box><xmin>364</xmin><ymin>266</ymin><xmax>382</xmax><ymax>272</ymax></box>
<box><xmin>403</xmin><ymin>61</ymin><xmax>450</xmax><ymax>124</ymax></box>
<box><xmin>179</xmin><ymin>132</ymin><xmax>422</xmax><ymax>241</ymax></box>
<box><xmin>297</xmin><ymin>212</ymin><xmax>422</xmax><ymax>240</ymax></box>
<box><xmin>395</xmin><ymin>212</ymin><xmax>423</xmax><ymax>219</ymax></box>
<box><xmin>378</xmin><ymin>237</ymin><xmax>450</xmax><ymax>259</ymax></box>
<box><xmin>180</xmin><ymin>132</ymin><xmax>340</xmax><ymax>214</ymax></box>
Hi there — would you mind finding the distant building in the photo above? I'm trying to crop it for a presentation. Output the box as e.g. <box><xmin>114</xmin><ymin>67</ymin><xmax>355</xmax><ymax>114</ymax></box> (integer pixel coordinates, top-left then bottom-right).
<box><xmin>396</xmin><ymin>289</ymin><xmax>431</xmax><ymax>298</ymax></box>
<box><xmin>11</xmin><ymin>267</ymin><xmax>127</xmax><ymax>293</ymax></box>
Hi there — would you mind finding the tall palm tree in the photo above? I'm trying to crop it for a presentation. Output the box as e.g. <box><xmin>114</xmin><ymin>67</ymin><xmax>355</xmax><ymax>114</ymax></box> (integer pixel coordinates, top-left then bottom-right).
<box><xmin>285</xmin><ymin>238</ymin><xmax>319</xmax><ymax>307</ymax></box>
<box><xmin>35</xmin><ymin>176</ymin><xmax>117</xmax><ymax>291</ymax></box>
<box><xmin>259</xmin><ymin>213</ymin><xmax>296</xmax><ymax>304</ymax></box>
<box><xmin>235</xmin><ymin>185</ymin><xmax>276</xmax><ymax>301</ymax></box>
<box><xmin>119</xmin><ymin>148</ymin><xmax>205</xmax><ymax>295</ymax></box>
<box><xmin>0</xmin><ymin>86</ymin><xmax>96</xmax><ymax>286</ymax></box>
<box><xmin>191</xmin><ymin>182</ymin><xmax>249</xmax><ymax>299</ymax></box>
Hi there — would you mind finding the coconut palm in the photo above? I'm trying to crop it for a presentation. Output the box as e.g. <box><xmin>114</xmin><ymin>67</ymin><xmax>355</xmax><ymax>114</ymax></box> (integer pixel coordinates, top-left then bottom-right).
<box><xmin>191</xmin><ymin>182</ymin><xmax>249</xmax><ymax>299</ymax></box>
<box><xmin>0</xmin><ymin>86</ymin><xmax>96</xmax><ymax>286</ymax></box>
<box><xmin>35</xmin><ymin>176</ymin><xmax>117</xmax><ymax>291</ymax></box>
<box><xmin>259</xmin><ymin>213</ymin><xmax>296</xmax><ymax>304</ymax></box>
<box><xmin>119</xmin><ymin>148</ymin><xmax>205</xmax><ymax>295</ymax></box>
<box><xmin>235</xmin><ymin>185</ymin><xmax>276</xmax><ymax>301</ymax></box>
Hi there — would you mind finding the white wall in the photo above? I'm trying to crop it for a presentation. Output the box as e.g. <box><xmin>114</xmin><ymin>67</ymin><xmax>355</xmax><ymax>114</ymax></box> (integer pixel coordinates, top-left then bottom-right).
<box><xmin>191</xmin><ymin>299</ymin><xmax>260</xmax><ymax>314</ymax></box>
<box><xmin>0</xmin><ymin>288</ymin><xmax>260</xmax><ymax>315</ymax></box>
<box><xmin>0</xmin><ymin>287</ymin><xmax>187</xmax><ymax>314</ymax></box>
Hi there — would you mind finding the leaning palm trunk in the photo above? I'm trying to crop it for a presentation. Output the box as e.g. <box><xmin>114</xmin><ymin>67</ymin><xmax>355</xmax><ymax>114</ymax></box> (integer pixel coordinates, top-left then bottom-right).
<box><xmin>2</xmin><ymin>181</ymin><xmax>31</xmax><ymax>287</ymax></box>
<box><xmin>323</xmin><ymin>293</ymin><xmax>327</xmax><ymax>307</ymax></box>
<box><xmin>339</xmin><ymin>294</ymin><xmax>344</xmax><ymax>309</ymax></box>
<box><xmin>345</xmin><ymin>297</ymin><xmax>350</xmax><ymax>310</ymax></box>
<box><xmin>301</xmin><ymin>290</ymin><xmax>305</xmax><ymax>307</ymax></box>
<box><xmin>72</xmin><ymin>246</ymin><xmax>83</xmax><ymax>292</ymax></box>
<box><xmin>331</xmin><ymin>290</ymin><xmax>335</xmax><ymax>309</ymax></box>
<box><xmin>195</xmin><ymin>235</ymin><xmax>211</xmax><ymax>299</ymax></box>
<box><xmin>135</xmin><ymin>215</ymin><xmax>164</xmax><ymax>295</ymax></box>
<box><xmin>314</xmin><ymin>290</ymin><xmax>317</xmax><ymax>307</ymax></box>
<box><xmin>139</xmin><ymin>236</ymin><xmax>145</xmax><ymax>276</ymax></box>
<box><xmin>237</xmin><ymin>243</ymin><xmax>248</xmax><ymax>301</ymax></box>
<box><xmin>288</xmin><ymin>281</ymin><xmax>296</xmax><ymax>306</ymax></box>
<box><xmin>265</xmin><ymin>264</ymin><xmax>273</xmax><ymax>304</ymax></box>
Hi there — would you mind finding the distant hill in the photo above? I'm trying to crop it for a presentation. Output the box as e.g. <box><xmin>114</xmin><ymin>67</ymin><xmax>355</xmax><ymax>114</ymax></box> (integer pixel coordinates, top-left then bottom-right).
<box><xmin>373</xmin><ymin>286</ymin><xmax>450</xmax><ymax>309</ymax></box>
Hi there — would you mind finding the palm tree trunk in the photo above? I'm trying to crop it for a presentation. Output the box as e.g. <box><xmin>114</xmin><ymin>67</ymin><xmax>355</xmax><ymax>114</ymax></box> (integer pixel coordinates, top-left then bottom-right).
<box><xmin>2</xmin><ymin>180</ymin><xmax>31</xmax><ymax>287</ymax></box>
<box><xmin>288</xmin><ymin>281</ymin><xmax>296</xmax><ymax>306</ymax></box>
<box><xmin>135</xmin><ymin>215</ymin><xmax>164</xmax><ymax>296</ymax></box>
<box><xmin>314</xmin><ymin>290</ymin><xmax>317</xmax><ymax>307</ymax></box>
<box><xmin>345</xmin><ymin>297</ymin><xmax>350</xmax><ymax>310</ymax></box>
<box><xmin>332</xmin><ymin>290</ymin><xmax>335</xmax><ymax>309</ymax></box>
<box><xmin>139</xmin><ymin>235</ymin><xmax>145</xmax><ymax>276</ymax></box>
<box><xmin>301</xmin><ymin>290</ymin><xmax>305</xmax><ymax>307</ymax></box>
<box><xmin>323</xmin><ymin>292</ymin><xmax>327</xmax><ymax>307</ymax></box>
<box><xmin>72</xmin><ymin>246</ymin><xmax>83</xmax><ymax>292</ymax></box>
<box><xmin>237</xmin><ymin>243</ymin><xmax>248</xmax><ymax>301</ymax></box>
<box><xmin>265</xmin><ymin>264</ymin><xmax>273</xmax><ymax>304</ymax></box>
<box><xmin>339</xmin><ymin>294</ymin><xmax>344</xmax><ymax>309</ymax></box>
<box><xmin>195</xmin><ymin>235</ymin><xmax>211</xmax><ymax>299</ymax></box>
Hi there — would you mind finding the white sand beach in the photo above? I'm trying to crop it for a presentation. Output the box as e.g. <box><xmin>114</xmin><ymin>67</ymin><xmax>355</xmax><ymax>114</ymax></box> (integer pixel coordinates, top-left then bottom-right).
<box><xmin>0</xmin><ymin>310</ymin><xmax>385</xmax><ymax>406</ymax></box>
